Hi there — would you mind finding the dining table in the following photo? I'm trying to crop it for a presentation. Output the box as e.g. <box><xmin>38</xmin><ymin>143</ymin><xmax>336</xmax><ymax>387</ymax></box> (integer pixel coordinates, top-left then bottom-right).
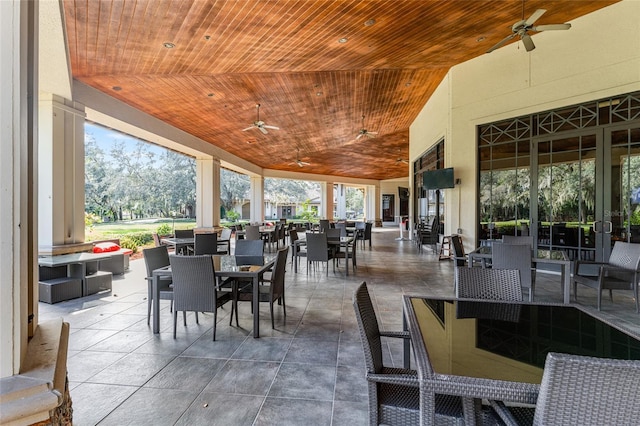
<box><xmin>402</xmin><ymin>294</ymin><xmax>640</xmax><ymax>425</ymax></box>
<box><xmin>151</xmin><ymin>254</ymin><xmax>276</xmax><ymax>337</ymax></box>
<box><xmin>292</xmin><ymin>234</ymin><xmax>356</xmax><ymax>275</ymax></box>
<box><xmin>467</xmin><ymin>245</ymin><xmax>572</xmax><ymax>304</ymax></box>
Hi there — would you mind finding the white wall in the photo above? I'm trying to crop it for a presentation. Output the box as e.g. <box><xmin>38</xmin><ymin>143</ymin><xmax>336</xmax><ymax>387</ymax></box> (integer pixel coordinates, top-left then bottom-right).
<box><xmin>380</xmin><ymin>177</ymin><xmax>409</xmax><ymax>225</ymax></box>
<box><xmin>410</xmin><ymin>0</ymin><xmax>640</xmax><ymax>250</ymax></box>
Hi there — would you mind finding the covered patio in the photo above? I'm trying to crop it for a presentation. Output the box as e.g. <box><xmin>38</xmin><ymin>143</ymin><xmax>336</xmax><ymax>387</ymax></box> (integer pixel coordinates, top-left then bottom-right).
<box><xmin>39</xmin><ymin>228</ymin><xmax>640</xmax><ymax>425</ymax></box>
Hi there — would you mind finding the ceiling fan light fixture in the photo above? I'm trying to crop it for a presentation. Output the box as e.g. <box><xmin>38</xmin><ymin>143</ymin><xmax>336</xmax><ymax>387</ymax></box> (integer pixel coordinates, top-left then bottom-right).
<box><xmin>163</xmin><ymin>42</ymin><xmax>175</xmax><ymax>49</ymax></box>
<box><xmin>338</xmin><ymin>37</ymin><xmax>348</xmax><ymax>43</ymax></box>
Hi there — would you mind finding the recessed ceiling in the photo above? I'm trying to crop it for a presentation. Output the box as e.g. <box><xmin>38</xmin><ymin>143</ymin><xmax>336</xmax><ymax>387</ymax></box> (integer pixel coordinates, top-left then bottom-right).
<box><xmin>62</xmin><ymin>0</ymin><xmax>617</xmax><ymax>180</ymax></box>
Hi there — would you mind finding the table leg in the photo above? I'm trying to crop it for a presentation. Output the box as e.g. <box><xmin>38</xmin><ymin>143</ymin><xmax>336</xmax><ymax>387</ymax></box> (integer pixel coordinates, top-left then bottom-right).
<box><xmin>253</xmin><ymin>273</ymin><xmax>260</xmax><ymax>338</ymax></box>
<box><xmin>402</xmin><ymin>312</ymin><xmax>411</xmax><ymax>369</ymax></box>
<box><xmin>293</xmin><ymin>245</ymin><xmax>298</xmax><ymax>273</ymax></box>
<box><xmin>563</xmin><ymin>261</ymin><xmax>571</xmax><ymax>304</ymax></box>
<box><xmin>345</xmin><ymin>244</ymin><xmax>349</xmax><ymax>276</ymax></box>
<box><xmin>153</xmin><ymin>274</ymin><xmax>160</xmax><ymax>334</ymax></box>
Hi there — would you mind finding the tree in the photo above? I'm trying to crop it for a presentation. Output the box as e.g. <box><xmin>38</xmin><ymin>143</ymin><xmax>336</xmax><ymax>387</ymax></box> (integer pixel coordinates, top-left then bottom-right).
<box><xmin>220</xmin><ymin>168</ymin><xmax>250</xmax><ymax>218</ymax></box>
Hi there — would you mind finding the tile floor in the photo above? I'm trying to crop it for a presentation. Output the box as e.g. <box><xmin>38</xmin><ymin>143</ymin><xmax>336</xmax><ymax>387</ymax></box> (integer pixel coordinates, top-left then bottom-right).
<box><xmin>39</xmin><ymin>228</ymin><xmax>640</xmax><ymax>425</ymax></box>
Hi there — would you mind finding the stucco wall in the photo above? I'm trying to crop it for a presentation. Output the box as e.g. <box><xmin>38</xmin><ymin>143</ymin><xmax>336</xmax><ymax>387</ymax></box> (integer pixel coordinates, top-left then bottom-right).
<box><xmin>410</xmin><ymin>0</ymin><xmax>640</xmax><ymax>250</ymax></box>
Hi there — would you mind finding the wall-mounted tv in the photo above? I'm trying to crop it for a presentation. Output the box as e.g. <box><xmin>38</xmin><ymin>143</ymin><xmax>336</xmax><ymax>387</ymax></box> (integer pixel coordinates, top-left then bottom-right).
<box><xmin>423</xmin><ymin>167</ymin><xmax>455</xmax><ymax>190</ymax></box>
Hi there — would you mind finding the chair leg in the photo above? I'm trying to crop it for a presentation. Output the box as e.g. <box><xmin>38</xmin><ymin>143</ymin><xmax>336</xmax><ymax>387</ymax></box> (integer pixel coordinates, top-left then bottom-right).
<box><xmin>183</xmin><ymin>311</ymin><xmax>187</xmax><ymax>326</ymax></box>
<box><xmin>173</xmin><ymin>310</ymin><xmax>178</xmax><ymax>339</ymax></box>
<box><xmin>147</xmin><ymin>288</ymin><xmax>152</xmax><ymax>326</ymax></box>
<box><xmin>195</xmin><ymin>312</ymin><xmax>199</xmax><ymax>324</ymax></box>
<box><xmin>213</xmin><ymin>305</ymin><xmax>217</xmax><ymax>341</ymax></box>
<box><xmin>270</xmin><ymin>302</ymin><xmax>275</xmax><ymax>329</ymax></box>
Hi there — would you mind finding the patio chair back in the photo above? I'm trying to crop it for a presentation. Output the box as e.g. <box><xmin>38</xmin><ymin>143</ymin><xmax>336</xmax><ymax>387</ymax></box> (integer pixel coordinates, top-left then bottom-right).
<box><xmin>455</xmin><ymin>267</ymin><xmax>523</xmax><ymax>301</ymax></box>
<box><xmin>492</xmin><ymin>242</ymin><xmax>535</xmax><ymax>301</ymax></box>
<box><xmin>532</xmin><ymin>352</ymin><xmax>640</xmax><ymax>425</ymax></box>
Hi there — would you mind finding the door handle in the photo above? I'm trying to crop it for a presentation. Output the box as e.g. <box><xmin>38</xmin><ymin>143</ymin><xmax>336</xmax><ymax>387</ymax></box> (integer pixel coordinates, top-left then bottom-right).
<box><xmin>604</xmin><ymin>221</ymin><xmax>613</xmax><ymax>234</ymax></box>
<box><xmin>592</xmin><ymin>221</ymin><xmax>601</xmax><ymax>233</ymax></box>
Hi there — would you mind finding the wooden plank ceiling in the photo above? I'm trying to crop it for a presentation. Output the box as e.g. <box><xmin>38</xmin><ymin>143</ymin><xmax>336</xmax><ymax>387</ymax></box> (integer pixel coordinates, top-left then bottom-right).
<box><xmin>62</xmin><ymin>0</ymin><xmax>616</xmax><ymax>180</ymax></box>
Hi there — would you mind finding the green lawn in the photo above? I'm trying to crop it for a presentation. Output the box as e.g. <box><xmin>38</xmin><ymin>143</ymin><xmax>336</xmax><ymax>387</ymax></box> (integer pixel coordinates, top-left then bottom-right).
<box><xmin>86</xmin><ymin>218</ymin><xmax>196</xmax><ymax>241</ymax></box>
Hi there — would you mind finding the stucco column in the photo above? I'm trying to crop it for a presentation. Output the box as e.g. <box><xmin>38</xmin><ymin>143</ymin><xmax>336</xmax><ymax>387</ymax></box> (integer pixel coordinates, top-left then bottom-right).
<box><xmin>364</xmin><ymin>184</ymin><xmax>378</xmax><ymax>223</ymax></box>
<box><xmin>195</xmin><ymin>157</ymin><xmax>220</xmax><ymax>228</ymax></box>
<box><xmin>335</xmin><ymin>184</ymin><xmax>346</xmax><ymax>220</ymax></box>
<box><xmin>320</xmin><ymin>182</ymin><xmax>334</xmax><ymax>220</ymax></box>
<box><xmin>1</xmin><ymin>0</ymin><xmax>36</xmax><ymax>376</ymax></box>
<box><xmin>250</xmin><ymin>176</ymin><xmax>264</xmax><ymax>223</ymax></box>
<box><xmin>38</xmin><ymin>94</ymin><xmax>86</xmax><ymax>248</ymax></box>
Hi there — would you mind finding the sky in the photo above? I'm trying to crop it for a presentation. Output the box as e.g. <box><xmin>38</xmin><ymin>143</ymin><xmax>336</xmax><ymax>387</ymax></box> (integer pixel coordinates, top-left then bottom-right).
<box><xmin>85</xmin><ymin>122</ymin><xmax>165</xmax><ymax>157</ymax></box>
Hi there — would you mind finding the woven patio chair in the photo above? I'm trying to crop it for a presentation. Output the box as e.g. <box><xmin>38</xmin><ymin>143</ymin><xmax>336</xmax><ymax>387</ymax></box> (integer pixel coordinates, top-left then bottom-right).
<box><xmin>455</xmin><ymin>267</ymin><xmax>523</xmax><ymax>301</ymax></box>
<box><xmin>143</xmin><ymin>246</ymin><xmax>173</xmax><ymax>325</ymax></box>
<box><xmin>231</xmin><ymin>246</ymin><xmax>288</xmax><ymax>329</ymax></box>
<box><xmin>193</xmin><ymin>233</ymin><xmax>224</xmax><ymax>255</ymax></box>
<box><xmin>244</xmin><ymin>225</ymin><xmax>261</xmax><ymax>241</ymax></box>
<box><xmin>492</xmin><ymin>242</ymin><xmax>535</xmax><ymax>301</ymax></box>
<box><xmin>306</xmin><ymin>232</ymin><xmax>334</xmax><ymax>275</ymax></box>
<box><xmin>573</xmin><ymin>241</ymin><xmax>640</xmax><ymax>312</ymax></box>
<box><xmin>353</xmin><ymin>282</ymin><xmax>467</xmax><ymax>425</ymax></box>
<box><xmin>492</xmin><ymin>352</ymin><xmax>640</xmax><ymax>425</ymax></box>
<box><xmin>168</xmin><ymin>255</ymin><xmax>231</xmax><ymax>341</ymax></box>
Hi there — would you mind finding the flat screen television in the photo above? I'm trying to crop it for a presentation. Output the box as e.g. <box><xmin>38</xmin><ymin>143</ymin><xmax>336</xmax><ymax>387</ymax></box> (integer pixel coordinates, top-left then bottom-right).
<box><xmin>423</xmin><ymin>167</ymin><xmax>455</xmax><ymax>190</ymax></box>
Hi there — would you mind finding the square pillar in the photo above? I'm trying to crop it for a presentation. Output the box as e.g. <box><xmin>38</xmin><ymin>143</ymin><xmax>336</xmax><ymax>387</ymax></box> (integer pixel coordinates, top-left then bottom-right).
<box><xmin>320</xmin><ymin>182</ymin><xmax>334</xmax><ymax>220</ymax></box>
<box><xmin>38</xmin><ymin>94</ymin><xmax>86</xmax><ymax>247</ymax></box>
<box><xmin>335</xmin><ymin>184</ymin><xmax>347</xmax><ymax>220</ymax></box>
<box><xmin>250</xmin><ymin>176</ymin><xmax>264</xmax><ymax>223</ymax></box>
<box><xmin>195</xmin><ymin>158</ymin><xmax>220</xmax><ymax>228</ymax></box>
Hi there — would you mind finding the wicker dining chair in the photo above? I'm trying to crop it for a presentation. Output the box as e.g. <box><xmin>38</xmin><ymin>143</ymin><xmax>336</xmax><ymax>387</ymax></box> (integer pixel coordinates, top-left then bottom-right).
<box><xmin>231</xmin><ymin>246</ymin><xmax>288</xmax><ymax>329</ymax></box>
<box><xmin>193</xmin><ymin>233</ymin><xmax>222</xmax><ymax>255</ymax></box>
<box><xmin>168</xmin><ymin>254</ymin><xmax>231</xmax><ymax>341</ymax></box>
<box><xmin>492</xmin><ymin>352</ymin><xmax>640</xmax><ymax>426</ymax></box>
<box><xmin>143</xmin><ymin>246</ymin><xmax>173</xmax><ymax>325</ymax></box>
<box><xmin>455</xmin><ymin>267</ymin><xmax>523</xmax><ymax>301</ymax></box>
<box><xmin>306</xmin><ymin>232</ymin><xmax>334</xmax><ymax>275</ymax></box>
<box><xmin>353</xmin><ymin>282</ymin><xmax>467</xmax><ymax>425</ymax></box>
<box><xmin>492</xmin><ymin>242</ymin><xmax>535</xmax><ymax>301</ymax></box>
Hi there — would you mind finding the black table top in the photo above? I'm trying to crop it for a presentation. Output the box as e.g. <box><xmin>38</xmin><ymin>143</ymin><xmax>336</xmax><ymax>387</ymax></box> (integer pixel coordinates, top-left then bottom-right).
<box><xmin>405</xmin><ymin>296</ymin><xmax>640</xmax><ymax>384</ymax></box>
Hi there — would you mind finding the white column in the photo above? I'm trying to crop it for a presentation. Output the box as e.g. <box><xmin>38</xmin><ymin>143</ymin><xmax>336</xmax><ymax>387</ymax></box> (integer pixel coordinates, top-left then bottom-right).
<box><xmin>363</xmin><ymin>184</ymin><xmax>376</xmax><ymax>223</ymax></box>
<box><xmin>38</xmin><ymin>94</ymin><xmax>86</xmax><ymax>247</ymax></box>
<box><xmin>320</xmin><ymin>182</ymin><xmax>334</xmax><ymax>220</ymax></box>
<box><xmin>335</xmin><ymin>184</ymin><xmax>347</xmax><ymax>220</ymax></box>
<box><xmin>0</xmin><ymin>0</ymin><xmax>35</xmax><ymax>376</ymax></box>
<box><xmin>250</xmin><ymin>176</ymin><xmax>264</xmax><ymax>223</ymax></box>
<box><xmin>195</xmin><ymin>157</ymin><xmax>220</xmax><ymax>228</ymax></box>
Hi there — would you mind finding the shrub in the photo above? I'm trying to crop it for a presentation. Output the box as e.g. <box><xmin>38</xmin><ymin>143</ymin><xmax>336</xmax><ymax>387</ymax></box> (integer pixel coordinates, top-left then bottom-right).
<box><xmin>156</xmin><ymin>223</ymin><xmax>172</xmax><ymax>236</ymax></box>
<box><xmin>120</xmin><ymin>232</ymin><xmax>154</xmax><ymax>254</ymax></box>
<box><xmin>226</xmin><ymin>210</ymin><xmax>240</xmax><ymax>222</ymax></box>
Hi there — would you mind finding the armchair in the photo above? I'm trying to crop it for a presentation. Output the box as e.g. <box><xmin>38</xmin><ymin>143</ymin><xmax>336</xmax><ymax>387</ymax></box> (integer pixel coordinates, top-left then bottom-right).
<box><xmin>573</xmin><ymin>241</ymin><xmax>640</xmax><ymax>311</ymax></box>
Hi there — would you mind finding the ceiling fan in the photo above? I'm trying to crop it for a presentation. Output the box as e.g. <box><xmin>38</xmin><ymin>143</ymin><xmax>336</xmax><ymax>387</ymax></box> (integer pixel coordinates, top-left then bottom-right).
<box><xmin>290</xmin><ymin>148</ymin><xmax>310</xmax><ymax>167</ymax></box>
<box><xmin>486</xmin><ymin>7</ymin><xmax>571</xmax><ymax>53</ymax></box>
<box><xmin>396</xmin><ymin>158</ymin><xmax>409</xmax><ymax>164</ymax></box>
<box><xmin>356</xmin><ymin>115</ymin><xmax>378</xmax><ymax>140</ymax></box>
<box><xmin>242</xmin><ymin>103</ymin><xmax>279</xmax><ymax>134</ymax></box>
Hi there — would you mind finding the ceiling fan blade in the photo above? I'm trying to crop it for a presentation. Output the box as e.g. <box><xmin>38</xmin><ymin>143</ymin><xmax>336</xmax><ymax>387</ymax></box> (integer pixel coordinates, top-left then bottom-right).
<box><xmin>259</xmin><ymin>127</ymin><xmax>268</xmax><ymax>134</ymax></box>
<box><xmin>487</xmin><ymin>33</ymin><xmax>517</xmax><ymax>53</ymax></box>
<box><xmin>264</xmin><ymin>125</ymin><xmax>279</xmax><ymax>130</ymax></box>
<box><xmin>368</xmin><ymin>131</ymin><xmax>378</xmax><ymax>135</ymax></box>
<box><xmin>525</xmin><ymin>9</ymin><xmax>546</xmax><ymax>26</ymax></box>
<box><xmin>242</xmin><ymin>126</ymin><xmax>254</xmax><ymax>131</ymax></box>
<box><xmin>356</xmin><ymin>134</ymin><xmax>363</xmax><ymax>140</ymax></box>
<box><xmin>533</xmin><ymin>23</ymin><xmax>571</xmax><ymax>32</ymax></box>
<box><xmin>521</xmin><ymin>33</ymin><xmax>535</xmax><ymax>52</ymax></box>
